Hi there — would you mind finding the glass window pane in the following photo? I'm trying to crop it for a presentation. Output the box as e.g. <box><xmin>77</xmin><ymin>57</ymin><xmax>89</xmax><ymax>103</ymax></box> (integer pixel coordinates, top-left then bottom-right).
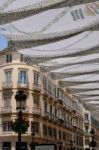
<box><xmin>19</xmin><ymin>71</ymin><xmax>28</xmax><ymax>84</ymax></box>
<box><xmin>5</xmin><ymin>71</ymin><xmax>12</xmax><ymax>83</ymax></box>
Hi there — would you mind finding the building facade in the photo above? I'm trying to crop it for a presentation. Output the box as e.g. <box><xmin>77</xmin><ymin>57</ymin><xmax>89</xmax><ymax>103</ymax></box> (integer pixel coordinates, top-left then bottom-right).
<box><xmin>0</xmin><ymin>49</ymin><xmax>98</xmax><ymax>150</ymax></box>
<box><xmin>84</xmin><ymin>109</ymin><xmax>99</xmax><ymax>150</ymax></box>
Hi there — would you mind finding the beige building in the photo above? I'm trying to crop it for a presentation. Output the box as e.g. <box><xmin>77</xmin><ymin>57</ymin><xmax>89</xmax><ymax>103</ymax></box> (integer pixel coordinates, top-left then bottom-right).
<box><xmin>84</xmin><ymin>109</ymin><xmax>99</xmax><ymax>150</ymax></box>
<box><xmin>0</xmin><ymin>49</ymin><xmax>98</xmax><ymax>150</ymax></box>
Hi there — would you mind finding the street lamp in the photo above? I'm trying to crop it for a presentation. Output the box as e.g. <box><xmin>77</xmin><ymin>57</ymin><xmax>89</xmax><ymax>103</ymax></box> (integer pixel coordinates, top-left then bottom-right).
<box><xmin>70</xmin><ymin>140</ymin><xmax>73</xmax><ymax>150</ymax></box>
<box><xmin>12</xmin><ymin>91</ymin><xmax>28</xmax><ymax>150</ymax></box>
<box><xmin>70</xmin><ymin>140</ymin><xmax>74</xmax><ymax>150</ymax></box>
<box><xmin>30</xmin><ymin>128</ymin><xmax>36</xmax><ymax>150</ymax></box>
<box><xmin>15</xmin><ymin>91</ymin><xmax>27</xmax><ymax>150</ymax></box>
<box><xmin>89</xmin><ymin>129</ymin><xmax>96</xmax><ymax>150</ymax></box>
<box><xmin>15</xmin><ymin>91</ymin><xmax>27</xmax><ymax>110</ymax></box>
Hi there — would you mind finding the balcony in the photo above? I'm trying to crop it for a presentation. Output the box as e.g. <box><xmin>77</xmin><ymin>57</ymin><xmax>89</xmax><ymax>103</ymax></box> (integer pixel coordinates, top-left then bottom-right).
<box><xmin>72</xmin><ymin>109</ymin><xmax>77</xmax><ymax>115</ymax></box>
<box><xmin>84</xmin><ymin>132</ymin><xmax>90</xmax><ymax>136</ymax></box>
<box><xmin>73</xmin><ymin>125</ymin><xmax>84</xmax><ymax>135</ymax></box>
<box><xmin>33</xmin><ymin>107</ymin><xmax>41</xmax><ymax>115</ymax></box>
<box><xmin>49</xmin><ymin>114</ymin><xmax>54</xmax><ymax>121</ymax></box>
<box><xmin>48</xmin><ymin>92</ymin><xmax>55</xmax><ymax>100</ymax></box>
<box><xmin>33</xmin><ymin>83</ymin><xmax>41</xmax><ymax>92</ymax></box>
<box><xmin>17</xmin><ymin>81</ymin><xmax>29</xmax><ymax>89</ymax></box>
<box><xmin>2</xmin><ymin>82</ymin><xmax>13</xmax><ymax>89</ymax></box>
<box><xmin>43</xmin><ymin>111</ymin><xmax>49</xmax><ymax>119</ymax></box>
<box><xmin>53</xmin><ymin>116</ymin><xmax>58</xmax><ymax>122</ymax></box>
<box><xmin>64</xmin><ymin>121</ymin><xmax>73</xmax><ymax>129</ymax></box>
<box><xmin>1</xmin><ymin>107</ymin><xmax>12</xmax><ymax>114</ymax></box>
<box><xmin>58</xmin><ymin>118</ymin><xmax>64</xmax><ymax>125</ymax></box>
<box><xmin>77</xmin><ymin>128</ymin><xmax>84</xmax><ymax>135</ymax></box>
<box><xmin>43</xmin><ymin>89</ymin><xmax>50</xmax><ymax>97</ymax></box>
<box><xmin>85</xmin><ymin>119</ymin><xmax>90</xmax><ymax>124</ymax></box>
<box><xmin>67</xmin><ymin>106</ymin><xmax>72</xmax><ymax>112</ymax></box>
<box><xmin>57</xmin><ymin>97</ymin><xmax>63</xmax><ymax>105</ymax></box>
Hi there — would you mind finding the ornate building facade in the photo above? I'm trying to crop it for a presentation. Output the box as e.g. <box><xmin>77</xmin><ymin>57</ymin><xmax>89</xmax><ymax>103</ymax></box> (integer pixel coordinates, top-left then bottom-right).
<box><xmin>84</xmin><ymin>109</ymin><xmax>99</xmax><ymax>150</ymax></box>
<box><xmin>0</xmin><ymin>49</ymin><xmax>99</xmax><ymax>150</ymax></box>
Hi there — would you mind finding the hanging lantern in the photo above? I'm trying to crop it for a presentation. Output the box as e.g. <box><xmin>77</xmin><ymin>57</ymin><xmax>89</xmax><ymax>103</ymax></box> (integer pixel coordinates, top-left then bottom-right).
<box><xmin>15</xmin><ymin>91</ymin><xmax>27</xmax><ymax>110</ymax></box>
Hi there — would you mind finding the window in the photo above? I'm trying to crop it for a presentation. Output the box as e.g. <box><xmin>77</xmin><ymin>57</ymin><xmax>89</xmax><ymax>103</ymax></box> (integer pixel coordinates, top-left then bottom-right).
<box><xmin>58</xmin><ymin>130</ymin><xmax>61</xmax><ymax>139</ymax></box>
<box><xmin>53</xmin><ymin>128</ymin><xmax>57</xmax><ymax>138</ymax></box>
<box><xmin>44</xmin><ymin>100</ymin><xmax>49</xmax><ymax>113</ymax></box>
<box><xmin>3</xmin><ymin>95</ymin><xmax>11</xmax><ymax>107</ymax></box>
<box><xmin>53</xmin><ymin>85</ymin><xmax>57</xmax><ymax>97</ymax></box>
<box><xmin>20</xmin><ymin>54</ymin><xmax>24</xmax><ymax>61</ymax></box>
<box><xmin>55</xmin><ymin>107</ymin><xmax>57</xmax><ymax>118</ymax></box>
<box><xmin>6</xmin><ymin>54</ymin><xmax>12</xmax><ymax>63</ymax></box>
<box><xmin>63</xmin><ymin>131</ymin><xmax>66</xmax><ymax>140</ymax></box>
<box><xmin>16</xmin><ymin>142</ymin><xmax>27</xmax><ymax>150</ymax></box>
<box><xmin>34</xmin><ymin>71</ymin><xmax>39</xmax><ymax>85</ymax></box>
<box><xmin>31</xmin><ymin>121</ymin><xmax>39</xmax><ymax>134</ymax></box>
<box><xmin>19</xmin><ymin>70</ymin><xmax>28</xmax><ymax>84</ymax></box>
<box><xmin>49</xmin><ymin>104</ymin><xmax>52</xmax><ymax>115</ymax></box>
<box><xmin>85</xmin><ymin>113</ymin><xmax>89</xmax><ymax>121</ymax></box>
<box><xmin>2</xmin><ymin>121</ymin><xmax>12</xmax><ymax>132</ymax></box>
<box><xmin>85</xmin><ymin>139</ymin><xmax>90</xmax><ymax>145</ymax></box>
<box><xmin>43</xmin><ymin>77</ymin><xmax>47</xmax><ymax>90</ymax></box>
<box><xmin>57</xmin><ymin>88</ymin><xmax>63</xmax><ymax>100</ymax></box>
<box><xmin>48</xmin><ymin>80</ymin><xmax>52</xmax><ymax>93</ymax></box>
<box><xmin>3</xmin><ymin>142</ymin><xmax>11</xmax><ymax>150</ymax></box>
<box><xmin>33</xmin><ymin>95</ymin><xmax>40</xmax><ymax>108</ymax></box>
<box><xmin>48</xmin><ymin>126</ymin><xmax>52</xmax><ymax>137</ymax></box>
<box><xmin>43</xmin><ymin>124</ymin><xmax>47</xmax><ymax>136</ymax></box>
<box><xmin>5</xmin><ymin>71</ymin><xmax>12</xmax><ymax>83</ymax></box>
<box><xmin>85</xmin><ymin>126</ymin><xmax>89</xmax><ymax>133</ymax></box>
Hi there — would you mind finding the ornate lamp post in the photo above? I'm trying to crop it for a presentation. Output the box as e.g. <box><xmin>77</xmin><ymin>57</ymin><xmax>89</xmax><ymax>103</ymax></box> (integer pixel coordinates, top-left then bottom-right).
<box><xmin>12</xmin><ymin>91</ymin><xmax>29</xmax><ymax>150</ymax></box>
<box><xmin>30</xmin><ymin>128</ymin><xmax>36</xmax><ymax>150</ymax></box>
<box><xmin>89</xmin><ymin>128</ymin><xmax>96</xmax><ymax>150</ymax></box>
<box><xmin>58</xmin><ymin>142</ymin><xmax>63</xmax><ymax>150</ymax></box>
<box><xmin>70</xmin><ymin>140</ymin><xmax>73</xmax><ymax>150</ymax></box>
<box><xmin>69</xmin><ymin>140</ymin><xmax>75</xmax><ymax>150</ymax></box>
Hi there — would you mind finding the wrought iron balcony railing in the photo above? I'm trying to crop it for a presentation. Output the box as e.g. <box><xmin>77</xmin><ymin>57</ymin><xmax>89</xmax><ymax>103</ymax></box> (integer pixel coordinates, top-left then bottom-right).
<box><xmin>33</xmin><ymin>83</ymin><xmax>41</xmax><ymax>91</ymax></box>
<box><xmin>1</xmin><ymin>107</ymin><xmax>12</xmax><ymax>114</ymax></box>
<box><xmin>32</xmin><ymin>107</ymin><xmax>41</xmax><ymax>115</ymax></box>
<box><xmin>2</xmin><ymin>82</ymin><xmax>13</xmax><ymax>89</ymax></box>
<box><xmin>17</xmin><ymin>81</ymin><xmax>29</xmax><ymax>89</ymax></box>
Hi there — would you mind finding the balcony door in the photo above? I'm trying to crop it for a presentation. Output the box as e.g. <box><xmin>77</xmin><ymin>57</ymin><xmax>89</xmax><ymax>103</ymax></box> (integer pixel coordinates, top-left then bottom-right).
<box><xmin>5</xmin><ymin>71</ymin><xmax>12</xmax><ymax>83</ymax></box>
<box><xmin>19</xmin><ymin>70</ymin><xmax>28</xmax><ymax>85</ymax></box>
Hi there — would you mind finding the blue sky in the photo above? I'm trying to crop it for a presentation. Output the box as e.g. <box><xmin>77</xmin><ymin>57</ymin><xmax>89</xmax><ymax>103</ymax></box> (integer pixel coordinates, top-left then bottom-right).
<box><xmin>0</xmin><ymin>34</ymin><xmax>8</xmax><ymax>51</ymax></box>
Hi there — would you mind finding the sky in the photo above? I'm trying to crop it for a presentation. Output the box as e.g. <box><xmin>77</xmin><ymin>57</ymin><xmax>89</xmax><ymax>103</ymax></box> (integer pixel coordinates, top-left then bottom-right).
<box><xmin>0</xmin><ymin>34</ymin><xmax>8</xmax><ymax>51</ymax></box>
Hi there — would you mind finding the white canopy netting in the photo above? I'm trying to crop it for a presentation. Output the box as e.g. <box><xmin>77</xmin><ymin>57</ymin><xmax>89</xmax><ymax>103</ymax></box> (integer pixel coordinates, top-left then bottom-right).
<box><xmin>0</xmin><ymin>1</ymin><xmax>99</xmax><ymax>49</ymax></box>
<box><xmin>0</xmin><ymin>0</ymin><xmax>99</xmax><ymax>115</ymax></box>
<box><xmin>0</xmin><ymin>0</ymin><xmax>97</xmax><ymax>24</ymax></box>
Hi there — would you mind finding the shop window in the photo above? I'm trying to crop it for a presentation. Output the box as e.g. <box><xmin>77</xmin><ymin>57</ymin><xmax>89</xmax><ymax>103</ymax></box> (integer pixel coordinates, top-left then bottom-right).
<box><xmin>3</xmin><ymin>142</ymin><xmax>11</xmax><ymax>150</ymax></box>
<box><xmin>16</xmin><ymin>142</ymin><xmax>27</xmax><ymax>150</ymax></box>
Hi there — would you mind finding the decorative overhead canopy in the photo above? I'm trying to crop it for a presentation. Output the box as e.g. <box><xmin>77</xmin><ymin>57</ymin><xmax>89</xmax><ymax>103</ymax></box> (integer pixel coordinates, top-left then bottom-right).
<box><xmin>0</xmin><ymin>0</ymin><xmax>99</xmax><ymax>116</ymax></box>
<box><xmin>0</xmin><ymin>0</ymin><xmax>67</xmax><ymax>23</ymax></box>
<box><xmin>0</xmin><ymin>0</ymin><xmax>98</xmax><ymax>24</ymax></box>
<box><xmin>18</xmin><ymin>31</ymin><xmax>99</xmax><ymax>58</ymax></box>
<box><xmin>0</xmin><ymin>2</ymin><xmax>99</xmax><ymax>49</ymax></box>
